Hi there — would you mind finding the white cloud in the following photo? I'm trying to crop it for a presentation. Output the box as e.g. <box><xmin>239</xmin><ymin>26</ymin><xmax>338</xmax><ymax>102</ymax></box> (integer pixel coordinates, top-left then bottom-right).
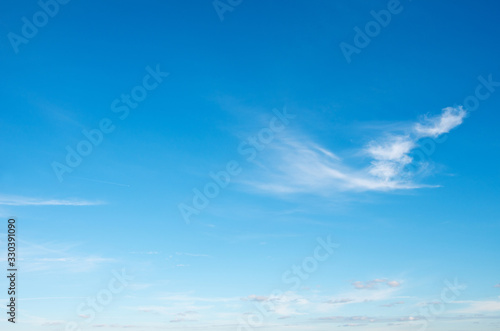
<box><xmin>387</xmin><ymin>281</ymin><xmax>402</xmax><ymax>288</ymax></box>
<box><xmin>351</xmin><ymin>279</ymin><xmax>401</xmax><ymax>290</ymax></box>
<box><xmin>15</xmin><ymin>240</ymin><xmax>115</xmax><ymax>273</ymax></box>
<box><xmin>243</xmin><ymin>106</ymin><xmax>466</xmax><ymax>194</ymax></box>
<box><xmin>367</xmin><ymin>136</ymin><xmax>415</xmax><ymax>161</ymax></box>
<box><xmin>24</xmin><ymin>256</ymin><xmax>115</xmax><ymax>273</ymax></box>
<box><xmin>0</xmin><ymin>194</ymin><xmax>104</xmax><ymax>206</ymax></box>
<box><xmin>366</xmin><ymin>135</ymin><xmax>415</xmax><ymax>181</ymax></box>
<box><xmin>415</xmin><ymin>106</ymin><xmax>467</xmax><ymax>138</ymax></box>
<box><xmin>452</xmin><ymin>300</ymin><xmax>500</xmax><ymax>313</ymax></box>
<box><xmin>366</xmin><ymin>106</ymin><xmax>467</xmax><ymax>182</ymax></box>
<box><xmin>243</xmin><ymin>136</ymin><xmax>421</xmax><ymax>194</ymax></box>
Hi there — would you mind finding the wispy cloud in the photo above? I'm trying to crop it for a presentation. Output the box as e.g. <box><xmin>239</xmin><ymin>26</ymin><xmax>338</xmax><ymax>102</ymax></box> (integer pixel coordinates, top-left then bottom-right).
<box><xmin>414</xmin><ymin>106</ymin><xmax>467</xmax><ymax>138</ymax></box>
<box><xmin>452</xmin><ymin>300</ymin><xmax>500</xmax><ymax>313</ymax></box>
<box><xmin>19</xmin><ymin>296</ymin><xmax>86</xmax><ymax>301</ymax></box>
<box><xmin>16</xmin><ymin>240</ymin><xmax>115</xmax><ymax>273</ymax></box>
<box><xmin>24</xmin><ymin>256</ymin><xmax>115</xmax><ymax>273</ymax></box>
<box><xmin>351</xmin><ymin>279</ymin><xmax>401</xmax><ymax>290</ymax></box>
<box><xmin>367</xmin><ymin>106</ymin><xmax>467</xmax><ymax>182</ymax></box>
<box><xmin>134</xmin><ymin>289</ymin><xmax>415</xmax><ymax>326</ymax></box>
<box><xmin>0</xmin><ymin>194</ymin><xmax>104</xmax><ymax>206</ymax></box>
<box><xmin>242</xmin><ymin>106</ymin><xmax>467</xmax><ymax>194</ymax></box>
<box><xmin>242</xmin><ymin>136</ymin><xmax>419</xmax><ymax>193</ymax></box>
<box><xmin>241</xmin><ymin>292</ymin><xmax>309</xmax><ymax>317</ymax></box>
<box><xmin>366</xmin><ymin>135</ymin><xmax>415</xmax><ymax>180</ymax></box>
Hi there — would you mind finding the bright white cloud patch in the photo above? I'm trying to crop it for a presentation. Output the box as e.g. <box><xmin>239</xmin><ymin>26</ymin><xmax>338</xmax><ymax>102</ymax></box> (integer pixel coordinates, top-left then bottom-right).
<box><xmin>243</xmin><ymin>106</ymin><xmax>467</xmax><ymax>194</ymax></box>
<box><xmin>367</xmin><ymin>135</ymin><xmax>415</xmax><ymax>181</ymax></box>
<box><xmin>366</xmin><ymin>106</ymin><xmax>467</xmax><ymax>182</ymax></box>
<box><xmin>244</xmin><ymin>136</ymin><xmax>418</xmax><ymax>193</ymax></box>
<box><xmin>415</xmin><ymin>106</ymin><xmax>467</xmax><ymax>138</ymax></box>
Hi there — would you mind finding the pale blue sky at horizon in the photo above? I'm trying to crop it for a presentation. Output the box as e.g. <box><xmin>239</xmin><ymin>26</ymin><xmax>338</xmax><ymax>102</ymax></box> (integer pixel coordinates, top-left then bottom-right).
<box><xmin>1</xmin><ymin>1</ymin><xmax>500</xmax><ymax>330</ymax></box>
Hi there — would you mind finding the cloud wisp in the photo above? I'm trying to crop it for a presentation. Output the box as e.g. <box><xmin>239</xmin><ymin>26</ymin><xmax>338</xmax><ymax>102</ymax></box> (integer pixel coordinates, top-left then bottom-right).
<box><xmin>0</xmin><ymin>194</ymin><xmax>104</xmax><ymax>206</ymax></box>
<box><xmin>242</xmin><ymin>106</ymin><xmax>467</xmax><ymax>195</ymax></box>
<box><xmin>367</xmin><ymin>106</ymin><xmax>467</xmax><ymax>182</ymax></box>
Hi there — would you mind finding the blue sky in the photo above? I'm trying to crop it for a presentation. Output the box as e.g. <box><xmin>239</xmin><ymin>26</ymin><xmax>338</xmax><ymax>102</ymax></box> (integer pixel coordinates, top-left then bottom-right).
<box><xmin>1</xmin><ymin>0</ymin><xmax>500</xmax><ymax>330</ymax></box>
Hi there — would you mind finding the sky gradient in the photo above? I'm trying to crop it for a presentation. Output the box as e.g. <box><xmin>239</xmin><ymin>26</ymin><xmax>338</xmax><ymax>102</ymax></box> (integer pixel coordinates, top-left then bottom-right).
<box><xmin>1</xmin><ymin>0</ymin><xmax>500</xmax><ymax>330</ymax></box>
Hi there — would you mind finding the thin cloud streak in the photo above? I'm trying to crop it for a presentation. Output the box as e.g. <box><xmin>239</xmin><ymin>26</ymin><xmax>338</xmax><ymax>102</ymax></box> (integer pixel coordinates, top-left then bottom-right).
<box><xmin>367</xmin><ymin>106</ymin><xmax>467</xmax><ymax>182</ymax></box>
<box><xmin>0</xmin><ymin>194</ymin><xmax>105</xmax><ymax>206</ymax></box>
<box><xmin>242</xmin><ymin>106</ymin><xmax>466</xmax><ymax>194</ymax></box>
